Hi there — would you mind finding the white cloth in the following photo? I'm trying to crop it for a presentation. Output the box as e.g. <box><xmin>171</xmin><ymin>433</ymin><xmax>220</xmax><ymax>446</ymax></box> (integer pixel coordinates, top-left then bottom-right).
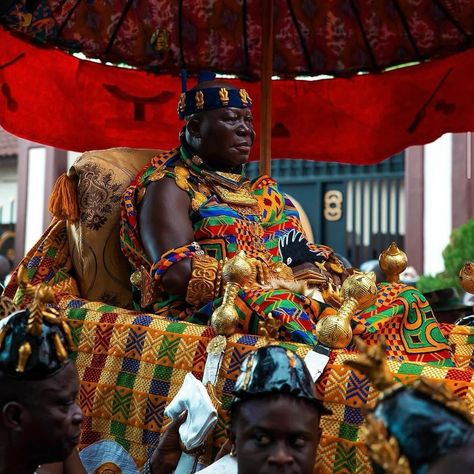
<box><xmin>198</xmin><ymin>455</ymin><xmax>238</xmax><ymax>473</ymax></box>
<box><xmin>164</xmin><ymin>373</ymin><xmax>218</xmax><ymax>451</ymax></box>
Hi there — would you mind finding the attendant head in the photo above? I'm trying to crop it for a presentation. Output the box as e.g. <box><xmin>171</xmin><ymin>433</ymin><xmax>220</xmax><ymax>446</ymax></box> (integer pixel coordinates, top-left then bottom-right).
<box><xmin>0</xmin><ymin>284</ymin><xmax>82</xmax><ymax>473</ymax></box>
<box><xmin>229</xmin><ymin>346</ymin><xmax>330</xmax><ymax>474</ymax></box>
<box><xmin>345</xmin><ymin>338</ymin><xmax>474</xmax><ymax>474</ymax></box>
<box><xmin>179</xmin><ymin>73</ymin><xmax>256</xmax><ymax>171</ymax></box>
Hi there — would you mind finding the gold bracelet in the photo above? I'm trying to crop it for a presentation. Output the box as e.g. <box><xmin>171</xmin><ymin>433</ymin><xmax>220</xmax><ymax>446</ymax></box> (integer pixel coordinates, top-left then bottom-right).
<box><xmin>185</xmin><ymin>254</ymin><xmax>220</xmax><ymax>307</ymax></box>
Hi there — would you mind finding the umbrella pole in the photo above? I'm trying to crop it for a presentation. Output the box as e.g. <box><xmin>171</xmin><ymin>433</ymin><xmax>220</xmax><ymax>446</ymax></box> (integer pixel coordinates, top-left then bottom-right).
<box><xmin>259</xmin><ymin>0</ymin><xmax>273</xmax><ymax>176</ymax></box>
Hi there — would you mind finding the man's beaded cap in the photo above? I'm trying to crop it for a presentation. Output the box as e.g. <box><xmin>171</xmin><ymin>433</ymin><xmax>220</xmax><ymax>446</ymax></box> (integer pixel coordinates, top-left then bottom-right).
<box><xmin>176</xmin><ymin>72</ymin><xmax>252</xmax><ymax>119</ymax></box>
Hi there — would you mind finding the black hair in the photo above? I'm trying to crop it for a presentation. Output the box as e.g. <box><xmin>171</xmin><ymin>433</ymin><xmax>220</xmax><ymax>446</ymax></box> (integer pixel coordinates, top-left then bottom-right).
<box><xmin>229</xmin><ymin>393</ymin><xmax>322</xmax><ymax>433</ymax></box>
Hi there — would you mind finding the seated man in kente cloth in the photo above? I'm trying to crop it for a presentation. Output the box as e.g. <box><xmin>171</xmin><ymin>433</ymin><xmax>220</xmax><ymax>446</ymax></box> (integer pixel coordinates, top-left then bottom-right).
<box><xmin>120</xmin><ymin>75</ymin><xmax>452</xmax><ymax>365</ymax></box>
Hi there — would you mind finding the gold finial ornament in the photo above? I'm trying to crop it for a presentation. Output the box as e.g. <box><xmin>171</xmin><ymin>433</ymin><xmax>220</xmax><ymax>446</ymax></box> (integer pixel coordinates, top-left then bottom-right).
<box><xmin>16</xmin><ymin>341</ymin><xmax>32</xmax><ymax>373</ymax></box>
<box><xmin>459</xmin><ymin>262</ymin><xmax>474</xmax><ymax>294</ymax></box>
<box><xmin>379</xmin><ymin>242</ymin><xmax>408</xmax><ymax>284</ymax></box>
<box><xmin>211</xmin><ymin>252</ymin><xmax>254</xmax><ymax>336</ymax></box>
<box><xmin>315</xmin><ymin>272</ymin><xmax>377</xmax><ymax>348</ymax></box>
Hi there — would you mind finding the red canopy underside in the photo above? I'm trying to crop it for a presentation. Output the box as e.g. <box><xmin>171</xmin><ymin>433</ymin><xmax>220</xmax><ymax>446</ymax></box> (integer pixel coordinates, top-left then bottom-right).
<box><xmin>1</xmin><ymin>27</ymin><xmax>474</xmax><ymax>165</ymax></box>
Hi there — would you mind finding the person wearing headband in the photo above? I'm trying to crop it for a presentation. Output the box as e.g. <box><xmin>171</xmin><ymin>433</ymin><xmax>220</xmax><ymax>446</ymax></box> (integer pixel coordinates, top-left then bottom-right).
<box><xmin>120</xmin><ymin>72</ymin><xmax>454</xmax><ymax>365</ymax></box>
<box><xmin>0</xmin><ymin>283</ymin><xmax>83</xmax><ymax>474</ymax></box>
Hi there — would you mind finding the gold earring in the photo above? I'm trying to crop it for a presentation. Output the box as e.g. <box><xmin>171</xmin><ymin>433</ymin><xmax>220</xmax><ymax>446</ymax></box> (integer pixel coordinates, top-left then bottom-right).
<box><xmin>230</xmin><ymin>447</ymin><xmax>236</xmax><ymax>457</ymax></box>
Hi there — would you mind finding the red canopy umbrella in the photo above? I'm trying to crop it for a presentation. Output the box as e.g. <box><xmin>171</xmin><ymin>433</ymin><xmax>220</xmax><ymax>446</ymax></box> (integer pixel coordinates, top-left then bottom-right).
<box><xmin>1</xmin><ymin>1</ymin><xmax>474</xmax><ymax>168</ymax></box>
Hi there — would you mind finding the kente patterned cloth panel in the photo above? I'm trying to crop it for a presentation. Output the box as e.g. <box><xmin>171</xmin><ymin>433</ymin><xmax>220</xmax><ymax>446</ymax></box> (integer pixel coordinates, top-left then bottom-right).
<box><xmin>61</xmin><ymin>297</ymin><xmax>474</xmax><ymax>473</ymax></box>
<box><xmin>4</xmin><ymin>217</ymin><xmax>474</xmax><ymax>472</ymax></box>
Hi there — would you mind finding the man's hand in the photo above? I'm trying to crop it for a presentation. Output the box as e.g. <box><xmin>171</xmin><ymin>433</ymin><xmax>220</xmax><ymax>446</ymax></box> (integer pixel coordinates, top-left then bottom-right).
<box><xmin>150</xmin><ymin>412</ymin><xmax>187</xmax><ymax>474</ymax></box>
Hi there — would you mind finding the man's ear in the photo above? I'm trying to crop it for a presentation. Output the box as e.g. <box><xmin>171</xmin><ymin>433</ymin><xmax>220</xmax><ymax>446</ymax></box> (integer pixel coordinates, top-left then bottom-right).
<box><xmin>2</xmin><ymin>401</ymin><xmax>27</xmax><ymax>431</ymax></box>
<box><xmin>186</xmin><ymin>116</ymin><xmax>202</xmax><ymax>138</ymax></box>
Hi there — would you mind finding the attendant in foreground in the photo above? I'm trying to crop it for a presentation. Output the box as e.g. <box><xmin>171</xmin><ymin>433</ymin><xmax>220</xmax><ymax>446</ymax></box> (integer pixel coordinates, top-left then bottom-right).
<box><xmin>199</xmin><ymin>345</ymin><xmax>330</xmax><ymax>474</ymax></box>
<box><xmin>0</xmin><ymin>288</ymin><xmax>83</xmax><ymax>474</ymax></box>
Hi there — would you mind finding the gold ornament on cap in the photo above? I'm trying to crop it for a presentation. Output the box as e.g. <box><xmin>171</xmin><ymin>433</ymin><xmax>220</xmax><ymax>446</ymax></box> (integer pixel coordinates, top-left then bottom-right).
<box><xmin>239</xmin><ymin>89</ymin><xmax>251</xmax><ymax>105</ymax></box>
<box><xmin>219</xmin><ymin>88</ymin><xmax>229</xmax><ymax>106</ymax></box>
<box><xmin>52</xmin><ymin>332</ymin><xmax>68</xmax><ymax>362</ymax></box>
<box><xmin>459</xmin><ymin>262</ymin><xmax>474</xmax><ymax>294</ymax></box>
<box><xmin>16</xmin><ymin>341</ymin><xmax>32</xmax><ymax>373</ymax></box>
<box><xmin>315</xmin><ymin>271</ymin><xmax>377</xmax><ymax>348</ymax></box>
<box><xmin>195</xmin><ymin>90</ymin><xmax>205</xmax><ymax>109</ymax></box>
<box><xmin>211</xmin><ymin>251</ymin><xmax>254</xmax><ymax>336</ymax></box>
<box><xmin>363</xmin><ymin>414</ymin><xmax>412</xmax><ymax>474</ymax></box>
<box><xmin>379</xmin><ymin>242</ymin><xmax>407</xmax><ymax>284</ymax></box>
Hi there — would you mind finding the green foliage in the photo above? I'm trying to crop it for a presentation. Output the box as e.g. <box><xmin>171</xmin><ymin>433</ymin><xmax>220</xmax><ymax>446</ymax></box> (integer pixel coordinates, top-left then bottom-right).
<box><xmin>416</xmin><ymin>273</ymin><xmax>458</xmax><ymax>294</ymax></box>
<box><xmin>417</xmin><ymin>219</ymin><xmax>474</xmax><ymax>293</ymax></box>
<box><xmin>443</xmin><ymin>219</ymin><xmax>474</xmax><ymax>290</ymax></box>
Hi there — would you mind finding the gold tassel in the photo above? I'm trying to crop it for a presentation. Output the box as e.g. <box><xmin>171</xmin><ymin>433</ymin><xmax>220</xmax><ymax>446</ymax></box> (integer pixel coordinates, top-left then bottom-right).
<box><xmin>48</xmin><ymin>173</ymin><xmax>79</xmax><ymax>222</ymax></box>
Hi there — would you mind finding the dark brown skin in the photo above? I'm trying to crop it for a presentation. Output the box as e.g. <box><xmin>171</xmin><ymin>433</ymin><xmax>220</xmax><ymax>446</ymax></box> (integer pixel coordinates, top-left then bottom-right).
<box><xmin>36</xmin><ymin>450</ymin><xmax>86</xmax><ymax>474</ymax></box>
<box><xmin>0</xmin><ymin>362</ymin><xmax>83</xmax><ymax>474</ymax></box>
<box><xmin>149</xmin><ymin>412</ymin><xmax>187</xmax><ymax>474</ymax></box>
<box><xmin>230</xmin><ymin>396</ymin><xmax>322</xmax><ymax>474</ymax></box>
<box><xmin>139</xmin><ymin>82</ymin><xmax>255</xmax><ymax>297</ymax></box>
<box><xmin>426</xmin><ymin>445</ymin><xmax>474</xmax><ymax>474</ymax></box>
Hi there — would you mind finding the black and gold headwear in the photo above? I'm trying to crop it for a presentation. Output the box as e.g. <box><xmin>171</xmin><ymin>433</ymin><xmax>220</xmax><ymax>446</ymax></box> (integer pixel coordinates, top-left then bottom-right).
<box><xmin>177</xmin><ymin>71</ymin><xmax>252</xmax><ymax>119</ymax></box>
<box><xmin>232</xmin><ymin>345</ymin><xmax>331</xmax><ymax>415</ymax></box>
<box><xmin>0</xmin><ymin>268</ymin><xmax>75</xmax><ymax>380</ymax></box>
<box><xmin>344</xmin><ymin>338</ymin><xmax>474</xmax><ymax>474</ymax></box>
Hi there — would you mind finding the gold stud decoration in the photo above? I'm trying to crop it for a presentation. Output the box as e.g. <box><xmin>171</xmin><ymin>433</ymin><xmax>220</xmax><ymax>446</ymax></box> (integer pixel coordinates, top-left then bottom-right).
<box><xmin>195</xmin><ymin>90</ymin><xmax>205</xmax><ymax>109</ymax></box>
<box><xmin>219</xmin><ymin>88</ymin><xmax>229</xmax><ymax>106</ymax></box>
<box><xmin>178</xmin><ymin>92</ymin><xmax>186</xmax><ymax>115</ymax></box>
<box><xmin>239</xmin><ymin>89</ymin><xmax>251</xmax><ymax>105</ymax></box>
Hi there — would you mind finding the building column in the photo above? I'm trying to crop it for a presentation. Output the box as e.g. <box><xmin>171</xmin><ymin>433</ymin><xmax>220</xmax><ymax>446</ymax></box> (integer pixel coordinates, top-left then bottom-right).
<box><xmin>423</xmin><ymin>134</ymin><xmax>452</xmax><ymax>276</ymax></box>
<box><xmin>15</xmin><ymin>142</ymin><xmax>67</xmax><ymax>262</ymax></box>
<box><xmin>452</xmin><ymin>133</ymin><xmax>474</xmax><ymax>229</ymax></box>
<box><xmin>405</xmin><ymin>145</ymin><xmax>424</xmax><ymax>275</ymax></box>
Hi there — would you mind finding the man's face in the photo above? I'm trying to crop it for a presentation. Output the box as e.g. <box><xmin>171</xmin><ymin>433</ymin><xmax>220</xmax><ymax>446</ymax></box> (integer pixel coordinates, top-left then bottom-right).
<box><xmin>191</xmin><ymin>106</ymin><xmax>256</xmax><ymax>170</ymax></box>
<box><xmin>231</xmin><ymin>396</ymin><xmax>322</xmax><ymax>474</ymax></box>
<box><xmin>21</xmin><ymin>362</ymin><xmax>83</xmax><ymax>465</ymax></box>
